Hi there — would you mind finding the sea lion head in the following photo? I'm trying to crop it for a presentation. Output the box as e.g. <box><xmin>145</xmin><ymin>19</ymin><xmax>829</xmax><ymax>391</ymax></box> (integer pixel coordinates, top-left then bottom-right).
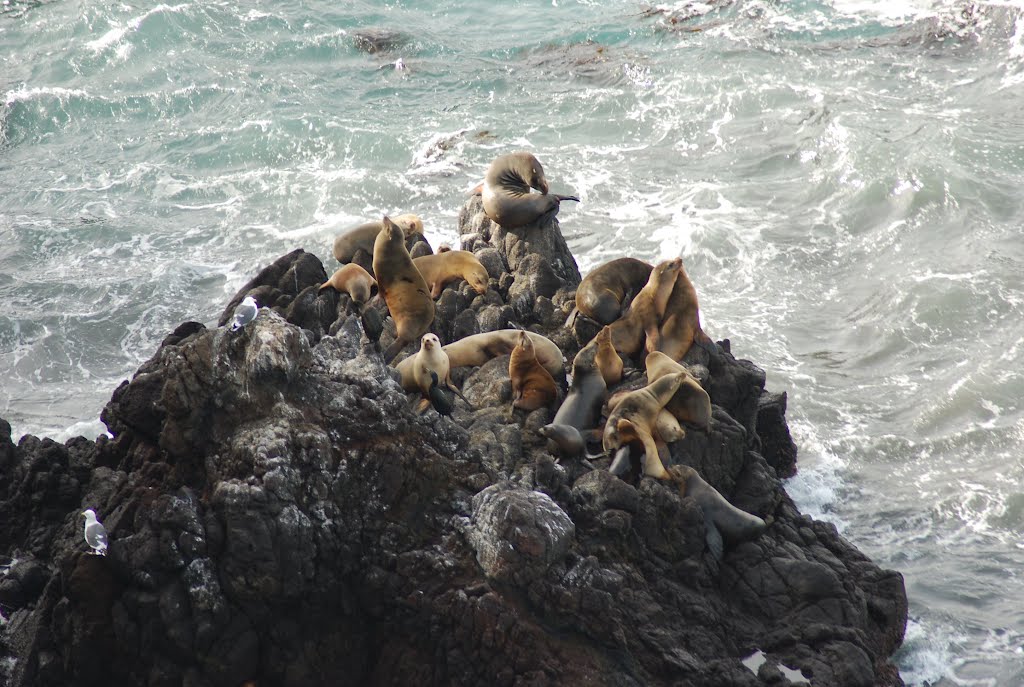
<box><xmin>393</xmin><ymin>213</ymin><xmax>424</xmax><ymax>237</ymax></box>
<box><xmin>596</xmin><ymin>326</ymin><xmax>612</xmax><ymax>346</ymax></box>
<box><xmin>512</xmin><ymin>151</ymin><xmax>549</xmax><ymax>194</ymax></box>
<box><xmin>420</xmin><ymin>333</ymin><xmax>440</xmax><ymax>352</ymax></box>
<box><xmin>654</xmin><ymin>257</ymin><xmax>683</xmax><ymax>282</ymax></box>
<box><xmin>381</xmin><ymin>215</ymin><xmax>404</xmax><ymax>244</ymax></box>
<box><xmin>516</xmin><ymin>330</ymin><xmax>534</xmax><ymax>355</ymax></box>
<box><xmin>466</xmin><ymin>264</ymin><xmax>490</xmax><ymax>295</ymax></box>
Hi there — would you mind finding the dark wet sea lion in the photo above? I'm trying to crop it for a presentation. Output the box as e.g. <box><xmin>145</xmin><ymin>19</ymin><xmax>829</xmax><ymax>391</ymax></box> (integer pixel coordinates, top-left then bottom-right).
<box><xmin>481</xmin><ymin>152</ymin><xmax>579</xmax><ymax>229</ymax></box>
<box><xmin>575</xmin><ymin>257</ymin><xmax>653</xmax><ymax>325</ymax></box>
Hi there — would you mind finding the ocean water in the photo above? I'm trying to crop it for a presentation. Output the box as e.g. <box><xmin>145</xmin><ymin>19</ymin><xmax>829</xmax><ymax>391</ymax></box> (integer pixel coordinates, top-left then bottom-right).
<box><xmin>3</xmin><ymin>0</ymin><xmax>1024</xmax><ymax>683</ymax></box>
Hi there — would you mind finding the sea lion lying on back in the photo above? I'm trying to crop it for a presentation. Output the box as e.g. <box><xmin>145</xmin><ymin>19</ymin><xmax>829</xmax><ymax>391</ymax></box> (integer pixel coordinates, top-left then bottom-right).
<box><xmin>333</xmin><ymin>214</ymin><xmax>423</xmax><ymax>264</ymax></box>
<box><xmin>412</xmin><ymin>250</ymin><xmax>490</xmax><ymax>298</ymax></box>
<box><xmin>574</xmin><ymin>257</ymin><xmax>653</xmax><ymax>326</ymax></box>
<box><xmin>478</xmin><ymin>152</ymin><xmax>579</xmax><ymax>229</ymax></box>
<box><xmin>441</xmin><ymin>329</ymin><xmax>565</xmax><ymax>381</ymax></box>
<box><xmin>372</xmin><ymin>216</ymin><xmax>435</xmax><ymax>362</ymax></box>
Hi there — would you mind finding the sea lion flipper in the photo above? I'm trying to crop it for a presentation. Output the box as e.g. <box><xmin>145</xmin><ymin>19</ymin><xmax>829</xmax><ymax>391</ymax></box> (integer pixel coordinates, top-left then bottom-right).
<box><xmin>383</xmin><ymin>338</ymin><xmax>405</xmax><ymax>363</ymax></box>
<box><xmin>608</xmin><ymin>446</ymin><xmax>632</xmax><ymax>477</ymax></box>
<box><xmin>704</xmin><ymin>518</ymin><xmax>724</xmax><ymax>561</ymax></box>
<box><xmin>555</xmin><ymin>194</ymin><xmax>580</xmax><ymax>203</ymax></box>
<box><xmin>447</xmin><ymin>383</ymin><xmax>474</xmax><ymax>409</ymax></box>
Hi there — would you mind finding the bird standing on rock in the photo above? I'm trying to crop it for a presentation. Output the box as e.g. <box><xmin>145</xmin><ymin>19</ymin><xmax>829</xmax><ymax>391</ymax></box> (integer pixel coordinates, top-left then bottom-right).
<box><xmin>81</xmin><ymin>509</ymin><xmax>108</xmax><ymax>556</ymax></box>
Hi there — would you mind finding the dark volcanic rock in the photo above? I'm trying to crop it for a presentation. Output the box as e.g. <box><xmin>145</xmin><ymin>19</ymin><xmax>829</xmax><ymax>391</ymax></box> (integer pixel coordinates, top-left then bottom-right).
<box><xmin>0</xmin><ymin>200</ymin><xmax>907</xmax><ymax>687</ymax></box>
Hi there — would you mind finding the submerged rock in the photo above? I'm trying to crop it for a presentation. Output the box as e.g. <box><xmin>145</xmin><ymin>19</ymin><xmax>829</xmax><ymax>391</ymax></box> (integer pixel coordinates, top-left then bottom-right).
<box><xmin>0</xmin><ymin>198</ymin><xmax>908</xmax><ymax>687</ymax></box>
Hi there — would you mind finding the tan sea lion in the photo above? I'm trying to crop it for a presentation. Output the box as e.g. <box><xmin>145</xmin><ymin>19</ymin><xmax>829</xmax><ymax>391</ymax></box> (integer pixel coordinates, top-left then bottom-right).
<box><xmin>319</xmin><ymin>263</ymin><xmax>377</xmax><ymax>310</ymax></box>
<box><xmin>644</xmin><ymin>351</ymin><xmax>712</xmax><ymax>430</ymax></box>
<box><xmin>665</xmin><ymin>465</ymin><xmax>767</xmax><ymax>560</ymax></box>
<box><xmin>333</xmin><ymin>213</ymin><xmax>423</xmax><ymax>264</ymax></box>
<box><xmin>605</xmin><ymin>385</ymin><xmax>686</xmax><ymax>446</ymax></box>
<box><xmin>658</xmin><ymin>261</ymin><xmax>716</xmax><ymax>360</ymax></box>
<box><xmin>552</xmin><ymin>342</ymin><xmax>608</xmax><ymax>432</ymax></box>
<box><xmin>605</xmin><ymin>258</ymin><xmax>682</xmax><ymax>358</ymax></box>
<box><xmin>372</xmin><ymin>216</ymin><xmax>435</xmax><ymax>362</ymax></box>
<box><xmin>479</xmin><ymin>152</ymin><xmax>579</xmax><ymax>229</ymax></box>
<box><xmin>573</xmin><ymin>257</ymin><xmax>653</xmax><ymax>326</ymax></box>
<box><xmin>412</xmin><ymin>250</ymin><xmax>490</xmax><ymax>298</ymax></box>
<box><xmin>603</xmin><ymin>372</ymin><xmax>687</xmax><ymax>479</ymax></box>
<box><xmin>442</xmin><ymin>329</ymin><xmax>565</xmax><ymax>380</ymax></box>
<box><xmin>510</xmin><ymin>330</ymin><xmax>559</xmax><ymax>412</ymax></box>
<box><xmin>593</xmin><ymin>326</ymin><xmax>623</xmax><ymax>386</ymax></box>
<box><xmin>398</xmin><ymin>333</ymin><xmax>469</xmax><ymax>413</ymax></box>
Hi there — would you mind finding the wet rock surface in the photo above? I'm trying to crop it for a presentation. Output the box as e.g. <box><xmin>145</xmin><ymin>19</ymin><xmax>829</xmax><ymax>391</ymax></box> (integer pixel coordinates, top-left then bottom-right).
<box><xmin>0</xmin><ymin>198</ymin><xmax>907</xmax><ymax>686</ymax></box>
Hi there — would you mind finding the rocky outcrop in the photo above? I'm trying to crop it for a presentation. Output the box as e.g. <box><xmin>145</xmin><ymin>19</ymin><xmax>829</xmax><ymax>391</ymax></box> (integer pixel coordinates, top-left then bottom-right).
<box><xmin>0</xmin><ymin>197</ymin><xmax>907</xmax><ymax>687</ymax></box>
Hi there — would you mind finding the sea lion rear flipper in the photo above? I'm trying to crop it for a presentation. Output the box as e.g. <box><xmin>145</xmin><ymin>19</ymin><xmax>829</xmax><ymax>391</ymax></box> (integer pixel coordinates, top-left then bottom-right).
<box><xmin>608</xmin><ymin>446</ymin><xmax>632</xmax><ymax>476</ymax></box>
<box><xmin>704</xmin><ymin>518</ymin><xmax>724</xmax><ymax>561</ymax></box>
<box><xmin>447</xmin><ymin>383</ymin><xmax>474</xmax><ymax>410</ymax></box>
<box><xmin>564</xmin><ymin>306</ymin><xmax>580</xmax><ymax>328</ymax></box>
<box><xmin>555</xmin><ymin>194</ymin><xmax>580</xmax><ymax>203</ymax></box>
<box><xmin>383</xmin><ymin>338</ymin><xmax>405</xmax><ymax>363</ymax></box>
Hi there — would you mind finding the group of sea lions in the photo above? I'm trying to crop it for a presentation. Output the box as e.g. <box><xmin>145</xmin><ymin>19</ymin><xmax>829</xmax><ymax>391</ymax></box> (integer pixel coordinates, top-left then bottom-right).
<box><xmin>317</xmin><ymin>150</ymin><xmax>766</xmax><ymax>558</ymax></box>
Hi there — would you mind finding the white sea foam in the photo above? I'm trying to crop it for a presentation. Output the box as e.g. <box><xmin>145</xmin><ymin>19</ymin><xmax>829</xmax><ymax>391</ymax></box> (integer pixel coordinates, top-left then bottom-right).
<box><xmin>4</xmin><ymin>86</ymin><xmax>92</xmax><ymax>106</ymax></box>
<box><xmin>783</xmin><ymin>418</ymin><xmax>849</xmax><ymax>531</ymax></box>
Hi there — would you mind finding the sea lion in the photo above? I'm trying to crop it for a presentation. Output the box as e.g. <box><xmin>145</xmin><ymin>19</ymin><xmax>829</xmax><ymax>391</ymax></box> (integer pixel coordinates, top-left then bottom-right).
<box><xmin>480</xmin><ymin>152</ymin><xmax>579</xmax><ymax>229</ymax></box>
<box><xmin>412</xmin><ymin>250</ymin><xmax>490</xmax><ymax>298</ymax></box>
<box><xmin>644</xmin><ymin>351</ymin><xmax>712</xmax><ymax>430</ymax></box>
<box><xmin>665</xmin><ymin>465</ymin><xmax>767</xmax><ymax>560</ymax></box>
<box><xmin>603</xmin><ymin>372</ymin><xmax>687</xmax><ymax>479</ymax></box>
<box><xmin>658</xmin><ymin>261</ymin><xmax>716</xmax><ymax>360</ymax></box>
<box><xmin>442</xmin><ymin>329</ymin><xmax>565</xmax><ymax>381</ymax></box>
<box><xmin>574</xmin><ymin>257</ymin><xmax>653</xmax><ymax>326</ymax></box>
<box><xmin>333</xmin><ymin>213</ymin><xmax>423</xmax><ymax>264</ymax></box>
<box><xmin>605</xmin><ymin>257</ymin><xmax>682</xmax><ymax>358</ymax></box>
<box><xmin>593</xmin><ymin>326</ymin><xmax>623</xmax><ymax>386</ymax></box>
<box><xmin>397</xmin><ymin>333</ymin><xmax>469</xmax><ymax>412</ymax></box>
<box><xmin>319</xmin><ymin>263</ymin><xmax>377</xmax><ymax>310</ymax></box>
<box><xmin>605</xmin><ymin>385</ymin><xmax>686</xmax><ymax>445</ymax></box>
<box><xmin>552</xmin><ymin>342</ymin><xmax>608</xmax><ymax>431</ymax></box>
<box><xmin>537</xmin><ymin>424</ymin><xmax>599</xmax><ymax>461</ymax></box>
<box><xmin>510</xmin><ymin>330</ymin><xmax>559</xmax><ymax>412</ymax></box>
<box><xmin>372</xmin><ymin>216</ymin><xmax>436</xmax><ymax>362</ymax></box>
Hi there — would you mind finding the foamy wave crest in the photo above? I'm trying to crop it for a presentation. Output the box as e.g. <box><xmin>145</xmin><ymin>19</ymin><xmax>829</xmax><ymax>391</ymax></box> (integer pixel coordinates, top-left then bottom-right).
<box><xmin>894</xmin><ymin>617</ymin><xmax>960</xmax><ymax>686</ymax></box>
<box><xmin>783</xmin><ymin>418</ymin><xmax>849</xmax><ymax>531</ymax></box>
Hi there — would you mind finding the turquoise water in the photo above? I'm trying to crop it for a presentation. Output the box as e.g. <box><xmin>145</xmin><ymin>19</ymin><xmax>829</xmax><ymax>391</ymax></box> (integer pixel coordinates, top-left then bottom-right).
<box><xmin>3</xmin><ymin>1</ymin><xmax>1024</xmax><ymax>683</ymax></box>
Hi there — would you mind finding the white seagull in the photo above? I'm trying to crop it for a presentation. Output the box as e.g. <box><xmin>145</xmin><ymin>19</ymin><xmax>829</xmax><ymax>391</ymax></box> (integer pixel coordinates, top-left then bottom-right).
<box><xmin>229</xmin><ymin>295</ymin><xmax>259</xmax><ymax>331</ymax></box>
<box><xmin>81</xmin><ymin>509</ymin><xmax>108</xmax><ymax>556</ymax></box>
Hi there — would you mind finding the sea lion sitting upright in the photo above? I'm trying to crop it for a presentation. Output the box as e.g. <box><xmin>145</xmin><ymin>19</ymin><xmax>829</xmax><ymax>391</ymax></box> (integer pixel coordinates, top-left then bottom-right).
<box><xmin>480</xmin><ymin>152</ymin><xmax>579</xmax><ymax>229</ymax></box>
<box><xmin>552</xmin><ymin>342</ymin><xmax>608</xmax><ymax>432</ymax></box>
<box><xmin>509</xmin><ymin>330</ymin><xmax>559</xmax><ymax>412</ymax></box>
<box><xmin>333</xmin><ymin>213</ymin><xmax>424</xmax><ymax>264</ymax></box>
<box><xmin>605</xmin><ymin>258</ymin><xmax>682</xmax><ymax>358</ymax></box>
<box><xmin>665</xmin><ymin>465</ymin><xmax>767</xmax><ymax>560</ymax></box>
<box><xmin>398</xmin><ymin>333</ymin><xmax>470</xmax><ymax>413</ymax></box>
<box><xmin>658</xmin><ymin>260</ymin><xmax>716</xmax><ymax>360</ymax></box>
<box><xmin>372</xmin><ymin>216</ymin><xmax>436</xmax><ymax>362</ymax></box>
<box><xmin>593</xmin><ymin>326</ymin><xmax>623</xmax><ymax>387</ymax></box>
<box><xmin>644</xmin><ymin>351</ymin><xmax>712</xmax><ymax>431</ymax></box>
<box><xmin>319</xmin><ymin>263</ymin><xmax>377</xmax><ymax>311</ymax></box>
<box><xmin>603</xmin><ymin>372</ymin><xmax>687</xmax><ymax>480</ymax></box>
<box><xmin>574</xmin><ymin>257</ymin><xmax>653</xmax><ymax>326</ymax></box>
<box><xmin>412</xmin><ymin>250</ymin><xmax>490</xmax><ymax>298</ymax></box>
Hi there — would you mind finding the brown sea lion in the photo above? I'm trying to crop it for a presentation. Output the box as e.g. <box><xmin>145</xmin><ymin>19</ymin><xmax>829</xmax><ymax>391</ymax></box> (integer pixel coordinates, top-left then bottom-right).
<box><xmin>412</xmin><ymin>250</ymin><xmax>490</xmax><ymax>298</ymax></box>
<box><xmin>605</xmin><ymin>257</ymin><xmax>682</xmax><ymax>358</ymax></box>
<box><xmin>665</xmin><ymin>465</ymin><xmax>767</xmax><ymax>560</ymax></box>
<box><xmin>574</xmin><ymin>257</ymin><xmax>653</xmax><ymax>325</ymax></box>
<box><xmin>644</xmin><ymin>351</ymin><xmax>712</xmax><ymax>430</ymax></box>
<box><xmin>442</xmin><ymin>329</ymin><xmax>565</xmax><ymax>381</ymax></box>
<box><xmin>372</xmin><ymin>216</ymin><xmax>435</xmax><ymax>362</ymax></box>
<box><xmin>479</xmin><ymin>152</ymin><xmax>579</xmax><ymax>229</ymax></box>
<box><xmin>510</xmin><ymin>330</ymin><xmax>559</xmax><ymax>412</ymax></box>
<box><xmin>333</xmin><ymin>213</ymin><xmax>423</xmax><ymax>264</ymax></box>
<box><xmin>398</xmin><ymin>333</ymin><xmax>469</xmax><ymax>413</ymax></box>
<box><xmin>593</xmin><ymin>326</ymin><xmax>623</xmax><ymax>386</ymax></box>
<box><xmin>319</xmin><ymin>263</ymin><xmax>377</xmax><ymax>310</ymax></box>
<box><xmin>603</xmin><ymin>372</ymin><xmax>686</xmax><ymax>479</ymax></box>
<box><xmin>658</xmin><ymin>261</ymin><xmax>716</xmax><ymax>360</ymax></box>
<box><xmin>605</xmin><ymin>385</ymin><xmax>686</xmax><ymax>446</ymax></box>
